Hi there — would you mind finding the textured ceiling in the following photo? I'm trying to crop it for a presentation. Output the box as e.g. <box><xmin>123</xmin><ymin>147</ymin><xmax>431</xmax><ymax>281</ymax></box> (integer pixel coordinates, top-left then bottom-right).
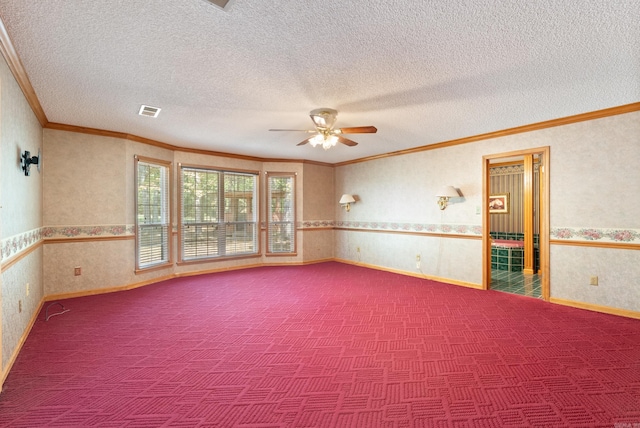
<box><xmin>0</xmin><ymin>0</ymin><xmax>638</xmax><ymax>164</ymax></box>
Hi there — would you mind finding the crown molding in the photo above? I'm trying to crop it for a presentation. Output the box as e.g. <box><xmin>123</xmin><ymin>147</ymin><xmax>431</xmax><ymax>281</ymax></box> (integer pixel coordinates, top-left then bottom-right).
<box><xmin>335</xmin><ymin>102</ymin><xmax>640</xmax><ymax>167</ymax></box>
<box><xmin>46</xmin><ymin>101</ymin><xmax>640</xmax><ymax>168</ymax></box>
<box><xmin>44</xmin><ymin>122</ymin><xmax>334</xmax><ymax>167</ymax></box>
<box><xmin>0</xmin><ymin>14</ymin><xmax>48</xmax><ymax>126</ymax></box>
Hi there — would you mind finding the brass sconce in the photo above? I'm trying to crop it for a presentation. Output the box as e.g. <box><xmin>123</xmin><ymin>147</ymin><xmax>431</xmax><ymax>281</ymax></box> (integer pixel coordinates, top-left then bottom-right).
<box><xmin>436</xmin><ymin>186</ymin><xmax>459</xmax><ymax>210</ymax></box>
<box><xmin>339</xmin><ymin>194</ymin><xmax>356</xmax><ymax>212</ymax></box>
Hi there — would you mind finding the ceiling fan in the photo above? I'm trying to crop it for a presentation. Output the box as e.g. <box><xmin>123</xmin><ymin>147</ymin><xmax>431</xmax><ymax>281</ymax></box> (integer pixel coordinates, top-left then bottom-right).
<box><xmin>269</xmin><ymin>108</ymin><xmax>377</xmax><ymax>150</ymax></box>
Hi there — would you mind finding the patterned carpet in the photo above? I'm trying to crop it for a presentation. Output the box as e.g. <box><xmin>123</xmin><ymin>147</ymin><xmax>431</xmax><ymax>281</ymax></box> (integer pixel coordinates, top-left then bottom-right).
<box><xmin>1</xmin><ymin>262</ymin><xmax>639</xmax><ymax>427</ymax></box>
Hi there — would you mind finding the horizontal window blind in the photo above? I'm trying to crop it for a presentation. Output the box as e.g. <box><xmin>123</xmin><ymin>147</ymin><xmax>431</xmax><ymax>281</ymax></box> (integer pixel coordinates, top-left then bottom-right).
<box><xmin>181</xmin><ymin>167</ymin><xmax>257</xmax><ymax>261</ymax></box>
<box><xmin>136</xmin><ymin>160</ymin><xmax>170</xmax><ymax>268</ymax></box>
<box><xmin>267</xmin><ymin>174</ymin><xmax>295</xmax><ymax>254</ymax></box>
<box><xmin>138</xmin><ymin>225</ymin><xmax>169</xmax><ymax>266</ymax></box>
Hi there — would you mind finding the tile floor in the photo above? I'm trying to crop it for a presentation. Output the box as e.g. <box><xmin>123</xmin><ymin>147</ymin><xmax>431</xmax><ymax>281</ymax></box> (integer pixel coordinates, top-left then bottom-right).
<box><xmin>491</xmin><ymin>270</ymin><xmax>541</xmax><ymax>298</ymax></box>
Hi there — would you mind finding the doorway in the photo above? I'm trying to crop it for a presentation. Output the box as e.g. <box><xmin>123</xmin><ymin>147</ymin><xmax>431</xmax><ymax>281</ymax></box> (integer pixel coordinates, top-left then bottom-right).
<box><xmin>482</xmin><ymin>147</ymin><xmax>550</xmax><ymax>301</ymax></box>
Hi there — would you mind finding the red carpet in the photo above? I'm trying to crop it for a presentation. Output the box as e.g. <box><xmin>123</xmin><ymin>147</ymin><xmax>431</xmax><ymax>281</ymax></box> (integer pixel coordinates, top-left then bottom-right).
<box><xmin>1</xmin><ymin>262</ymin><xmax>639</xmax><ymax>427</ymax></box>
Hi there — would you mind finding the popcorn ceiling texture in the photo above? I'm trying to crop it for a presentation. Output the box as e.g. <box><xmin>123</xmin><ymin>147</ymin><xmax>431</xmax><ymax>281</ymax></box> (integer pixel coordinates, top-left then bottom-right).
<box><xmin>0</xmin><ymin>0</ymin><xmax>638</xmax><ymax>164</ymax></box>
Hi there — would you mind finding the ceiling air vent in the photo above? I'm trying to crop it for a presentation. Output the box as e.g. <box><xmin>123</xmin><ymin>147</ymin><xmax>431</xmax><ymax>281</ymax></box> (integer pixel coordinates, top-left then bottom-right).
<box><xmin>202</xmin><ymin>0</ymin><xmax>234</xmax><ymax>11</ymax></box>
<box><xmin>138</xmin><ymin>105</ymin><xmax>161</xmax><ymax>118</ymax></box>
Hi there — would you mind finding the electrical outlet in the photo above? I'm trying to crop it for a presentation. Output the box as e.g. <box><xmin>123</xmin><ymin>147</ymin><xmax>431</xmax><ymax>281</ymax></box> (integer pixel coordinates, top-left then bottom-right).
<box><xmin>356</xmin><ymin>247</ymin><xmax>360</xmax><ymax>253</ymax></box>
<box><xmin>589</xmin><ymin>276</ymin><xmax>598</xmax><ymax>286</ymax></box>
<box><xmin>26</xmin><ymin>283</ymin><xmax>29</xmax><ymax>296</ymax></box>
<box><xmin>416</xmin><ymin>254</ymin><xmax>421</xmax><ymax>269</ymax></box>
<box><xmin>18</xmin><ymin>300</ymin><xmax>22</xmax><ymax>313</ymax></box>
<box><xmin>415</xmin><ymin>255</ymin><xmax>421</xmax><ymax>262</ymax></box>
<box><xmin>74</xmin><ymin>267</ymin><xmax>82</xmax><ymax>276</ymax></box>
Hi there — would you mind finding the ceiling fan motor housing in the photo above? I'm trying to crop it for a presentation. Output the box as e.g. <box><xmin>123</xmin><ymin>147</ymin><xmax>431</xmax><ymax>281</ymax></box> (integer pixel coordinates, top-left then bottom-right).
<box><xmin>310</xmin><ymin>108</ymin><xmax>338</xmax><ymax>130</ymax></box>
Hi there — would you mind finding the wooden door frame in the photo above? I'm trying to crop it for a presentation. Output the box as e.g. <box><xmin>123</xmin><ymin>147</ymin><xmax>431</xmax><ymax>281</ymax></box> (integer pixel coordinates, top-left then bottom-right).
<box><xmin>482</xmin><ymin>146</ymin><xmax>550</xmax><ymax>301</ymax></box>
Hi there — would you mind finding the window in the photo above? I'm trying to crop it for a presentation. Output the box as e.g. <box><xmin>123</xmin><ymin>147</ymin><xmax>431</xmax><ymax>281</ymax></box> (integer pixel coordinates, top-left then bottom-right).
<box><xmin>135</xmin><ymin>157</ymin><xmax>171</xmax><ymax>270</ymax></box>
<box><xmin>266</xmin><ymin>173</ymin><xmax>296</xmax><ymax>254</ymax></box>
<box><xmin>180</xmin><ymin>166</ymin><xmax>258</xmax><ymax>261</ymax></box>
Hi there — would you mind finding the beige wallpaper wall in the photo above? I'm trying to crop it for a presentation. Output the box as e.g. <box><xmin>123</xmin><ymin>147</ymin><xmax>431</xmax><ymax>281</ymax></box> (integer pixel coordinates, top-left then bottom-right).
<box><xmin>43</xmin><ymin>130</ymin><xmax>137</xmax><ymax>296</ymax></box>
<box><xmin>301</xmin><ymin>163</ymin><xmax>335</xmax><ymax>261</ymax></box>
<box><xmin>0</xmin><ymin>55</ymin><xmax>44</xmax><ymax>375</ymax></box>
<box><xmin>550</xmin><ymin>114</ymin><xmax>639</xmax><ymax>228</ymax></box>
<box><xmin>2</xmin><ymin>248</ymin><xmax>43</xmax><ymax>368</ymax></box>
<box><xmin>41</xmin><ymin>131</ymin><xmax>314</xmax><ymax>297</ymax></box>
<box><xmin>302</xmin><ymin>163</ymin><xmax>335</xmax><ymax>220</ymax></box>
<box><xmin>335</xmin><ymin>111</ymin><xmax>640</xmax><ymax>312</ymax></box>
<box><xmin>334</xmin><ymin>137</ymin><xmax>489</xmax><ymax>286</ymax></box>
<box><xmin>0</xmin><ymin>72</ymin><xmax>43</xmax><ymax>238</ymax></box>
<box><xmin>44</xmin><ymin>131</ymin><xmax>127</xmax><ymax>226</ymax></box>
<box><xmin>43</xmin><ymin>240</ymin><xmax>134</xmax><ymax>297</ymax></box>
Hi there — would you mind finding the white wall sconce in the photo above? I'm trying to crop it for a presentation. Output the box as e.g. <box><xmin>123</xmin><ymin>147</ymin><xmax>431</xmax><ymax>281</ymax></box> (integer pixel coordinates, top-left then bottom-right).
<box><xmin>436</xmin><ymin>186</ymin><xmax>459</xmax><ymax>210</ymax></box>
<box><xmin>339</xmin><ymin>194</ymin><xmax>356</xmax><ymax>212</ymax></box>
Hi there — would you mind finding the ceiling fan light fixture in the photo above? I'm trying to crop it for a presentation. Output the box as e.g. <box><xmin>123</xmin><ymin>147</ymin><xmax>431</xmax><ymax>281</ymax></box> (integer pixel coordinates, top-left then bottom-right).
<box><xmin>308</xmin><ymin>133</ymin><xmax>339</xmax><ymax>150</ymax></box>
<box><xmin>309</xmin><ymin>134</ymin><xmax>324</xmax><ymax>147</ymax></box>
<box><xmin>323</xmin><ymin>135</ymin><xmax>339</xmax><ymax>150</ymax></box>
<box><xmin>270</xmin><ymin>107</ymin><xmax>374</xmax><ymax>150</ymax></box>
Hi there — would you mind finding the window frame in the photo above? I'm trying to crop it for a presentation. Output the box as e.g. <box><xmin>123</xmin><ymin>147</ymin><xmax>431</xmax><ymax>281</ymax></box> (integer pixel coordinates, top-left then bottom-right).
<box><xmin>135</xmin><ymin>155</ymin><xmax>173</xmax><ymax>272</ymax></box>
<box><xmin>178</xmin><ymin>164</ymin><xmax>260</xmax><ymax>263</ymax></box>
<box><xmin>265</xmin><ymin>171</ymin><xmax>297</xmax><ymax>256</ymax></box>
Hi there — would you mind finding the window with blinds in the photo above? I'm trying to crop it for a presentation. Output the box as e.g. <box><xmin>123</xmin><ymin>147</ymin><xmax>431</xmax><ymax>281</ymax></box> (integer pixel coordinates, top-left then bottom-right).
<box><xmin>136</xmin><ymin>157</ymin><xmax>171</xmax><ymax>269</ymax></box>
<box><xmin>180</xmin><ymin>166</ymin><xmax>258</xmax><ymax>261</ymax></box>
<box><xmin>267</xmin><ymin>173</ymin><xmax>296</xmax><ymax>254</ymax></box>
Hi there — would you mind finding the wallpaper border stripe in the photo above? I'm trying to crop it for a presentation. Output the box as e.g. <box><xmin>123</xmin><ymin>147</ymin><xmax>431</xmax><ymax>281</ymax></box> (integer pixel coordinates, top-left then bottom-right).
<box><xmin>550</xmin><ymin>227</ymin><xmax>640</xmax><ymax>245</ymax></box>
<box><xmin>42</xmin><ymin>225</ymin><xmax>135</xmax><ymax>239</ymax></box>
<box><xmin>3</xmin><ymin>224</ymin><xmax>638</xmax><ymax>267</ymax></box>
<box><xmin>308</xmin><ymin>221</ymin><xmax>483</xmax><ymax>236</ymax></box>
<box><xmin>1</xmin><ymin>226</ymin><xmax>135</xmax><ymax>265</ymax></box>
<box><xmin>1</xmin><ymin>228</ymin><xmax>42</xmax><ymax>265</ymax></box>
